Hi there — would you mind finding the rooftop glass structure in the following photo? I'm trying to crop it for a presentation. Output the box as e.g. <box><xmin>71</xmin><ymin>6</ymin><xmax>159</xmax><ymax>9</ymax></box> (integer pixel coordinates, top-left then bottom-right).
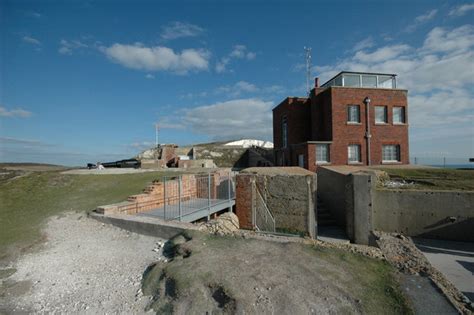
<box><xmin>321</xmin><ymin>71</ymin><xmax>397</xmax><ymax>89</ymax></box>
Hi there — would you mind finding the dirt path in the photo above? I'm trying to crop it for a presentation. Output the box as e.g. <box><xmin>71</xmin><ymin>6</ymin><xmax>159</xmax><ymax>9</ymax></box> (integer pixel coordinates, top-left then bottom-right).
<box><xmin>0</xmin><ymin>212</ymin><xmax>165</xmax><ymax>314</ymax></box>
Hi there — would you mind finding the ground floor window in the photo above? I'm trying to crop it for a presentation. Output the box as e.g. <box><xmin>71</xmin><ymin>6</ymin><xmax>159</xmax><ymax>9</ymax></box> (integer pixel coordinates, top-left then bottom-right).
<box><xmin>382</xmin><ymin>145</ymin><xmax>400</xmax><ymax>162</ymax></box>
<box><xmin>298</xmin><ymin>154</ymin><xmax>304</xmax><ymax>167</ymax></box>
<box><xmin>348</xmin><ymin>144</ymin><xmax>361</xmax><ymax>163</ymax></box>
<box><xmin>316</xmin><ymin>144</ymin><xmax>330</xmax><ymax>164</ymax></box>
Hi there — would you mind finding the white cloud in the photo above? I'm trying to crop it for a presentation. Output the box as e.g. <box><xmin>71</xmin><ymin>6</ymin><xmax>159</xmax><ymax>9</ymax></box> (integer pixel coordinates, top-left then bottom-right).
<box><xmin>101</xmin><ymin>43</ymin><xmax>210</xmax><ymax>74</ymax></box>
<box><xmin>314</xmin><ymin>24</ymin><xmax>474</xmax><ymax>153</ymax></box>
<box><xmin>22</xmin><ymin>36</ymin><xmax>41</xmax><ymax>45</ymax></box>
<box><xmin>180</xmin><ymin>81</ymin><xmax>286</xmax><ymax>99</ymax></box>
<box><xmin>181</xmin><ymin>99</ymin><xmax>273</xmax><ymax>140</ymax></box>
<box><xmin>58</xmin><ymin>39</ymin><xmax>88</xmax><ymax>55</ymax></box>
<box><xmin>449</xmin><ymin>3</ymin><xmax>474</xmax><ymax>16</ymax></box>
<box><xmin>145</xmin><ymin>74</ymin><xmax>155</xmax><ymax>79</ymax></box>
<box><xmin>160</xmin><ymin>22</ymin><xmax>205</xmax><ymax>40</ymax></box>
<box><xmin>352</xmin><ymin>37</ymin><xmax>375</xmax><ymax>52</ymax></box>
<box><xmin>0</xmin><ymin>106</ymin><xmax>33</xmax><ymax>118</ymax></box>
<box><xmin>422</xmin><ymin>25</ymin><xmax>474</xmax><ymax>53</ymax></box>
<box><xmin>216</xmin><ymin>45</ymin><xmax>256</xmax><ymax>73</ymax></box>
<box><xmin>354</xmin><ymin>44</ymin><xmax>411</xmax><ymax>63</ymax></box>
<box><xmin>405</xmin><ymin>9</ymin><xmax>438</xmax><ymax>32</ymax></box>
<box><xmin>0</xmin><ymin>136</ymin><xmax>43</xmax><ymax>146</ymax></box>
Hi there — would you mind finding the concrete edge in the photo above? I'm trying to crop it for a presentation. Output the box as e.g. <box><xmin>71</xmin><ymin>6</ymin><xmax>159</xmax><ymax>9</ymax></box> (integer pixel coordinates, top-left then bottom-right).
<box><xmin>89</xmin><ymin>211</ymin><xmax>200</xmax><ymax>240</ymax></box>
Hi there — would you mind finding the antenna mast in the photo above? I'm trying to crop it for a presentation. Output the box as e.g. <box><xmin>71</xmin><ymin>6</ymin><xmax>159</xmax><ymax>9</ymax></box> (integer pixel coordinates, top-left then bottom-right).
<box><xmin>155</xmin><ymin>123</ymin><xmax>160</xmax><ymax>148</ymax></box>
<box><xmin>304</xmin><ymin>46</ymin><xmax>312</xmax><ymax>96</ymax></box>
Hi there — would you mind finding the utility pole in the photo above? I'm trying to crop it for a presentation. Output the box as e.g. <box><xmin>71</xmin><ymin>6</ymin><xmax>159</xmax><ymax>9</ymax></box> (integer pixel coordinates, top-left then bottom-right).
<box><xmin>304</xmin><ymin>46</ymin><xmax>312</xmax><ymax>96</ymax></box>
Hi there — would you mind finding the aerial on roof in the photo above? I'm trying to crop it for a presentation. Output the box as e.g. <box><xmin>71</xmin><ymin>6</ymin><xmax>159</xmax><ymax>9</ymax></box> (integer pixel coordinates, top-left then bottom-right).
<box><xmin>321</xmin><ymin>71</ymin><xmax>397</xmax><ymax>89</ymax></box>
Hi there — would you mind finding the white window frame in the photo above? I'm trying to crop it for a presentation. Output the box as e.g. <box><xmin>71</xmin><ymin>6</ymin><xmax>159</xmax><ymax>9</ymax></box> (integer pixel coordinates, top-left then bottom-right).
<box><xmin>348</xmin><ymin>144</ymin><xmax>361</xmax><ymax>163</ymax></box>
<box><xmin>316</xmin><ymin>144</ymin><xmax>330</xmax><ymax>164</ymax></box>
<box><xmin>393</xmin><ymin>106</ymin><xmax>405</xmax><ymax>124</ymax></box>
<box><xmin>375</xmin><ymin>106</ymin><xmax>388</xmax><ymax>124</ymax></box>
<box><xmin>382</xmin><ymin>145</ymin><xmax>401</xmax><ymax>163</ymax></box>
<box><xmin>347</xmin><ymin>105</ymin><xmax>361</xmax><ymax>123</ymax></box>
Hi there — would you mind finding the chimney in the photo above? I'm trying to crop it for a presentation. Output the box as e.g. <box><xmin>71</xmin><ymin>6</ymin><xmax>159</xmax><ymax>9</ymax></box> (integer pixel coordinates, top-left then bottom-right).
<box><xmin>315</xmin><ymin>77</ymin><xmax>320</xmax><ymax>88</ymax></box>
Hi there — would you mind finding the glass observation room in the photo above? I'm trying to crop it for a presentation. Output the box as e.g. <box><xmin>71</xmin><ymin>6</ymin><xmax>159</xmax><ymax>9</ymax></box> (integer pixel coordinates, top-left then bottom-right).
<box><xmin>321</xmin><ymin>72</ymin><xmax>397</xmax><ymax>89</ymax></box>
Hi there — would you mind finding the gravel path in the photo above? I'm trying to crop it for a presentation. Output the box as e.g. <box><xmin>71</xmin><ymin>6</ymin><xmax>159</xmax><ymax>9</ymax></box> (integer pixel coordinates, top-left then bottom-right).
<box><xmin>1</xmin><ymin>212</ymin><xmax>165</xmax><ymax>314</ymax></box>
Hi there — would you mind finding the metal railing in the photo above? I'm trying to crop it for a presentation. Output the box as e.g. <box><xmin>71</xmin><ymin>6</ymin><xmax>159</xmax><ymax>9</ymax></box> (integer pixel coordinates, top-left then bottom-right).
<box><xmin>252</xmin><ymin>180</ymin><xmax>276</xmax><ymax>233</ymax></box>
<box><xmin>117</xmin><ymin>172</ymin><xmax>235</xmax><ymax>222</ymax></box>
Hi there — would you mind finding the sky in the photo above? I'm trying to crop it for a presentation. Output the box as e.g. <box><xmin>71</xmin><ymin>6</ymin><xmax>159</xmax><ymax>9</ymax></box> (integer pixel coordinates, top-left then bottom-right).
<box><xmin>1</xmin><ymin>0</ymin><xmax>473</xmax><ymax>166</ymax></box>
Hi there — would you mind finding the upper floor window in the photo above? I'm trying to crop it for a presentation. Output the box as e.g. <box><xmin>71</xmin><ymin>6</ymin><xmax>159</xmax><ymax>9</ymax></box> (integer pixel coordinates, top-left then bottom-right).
<box><xmin>347</xmin><ymin>105</ymin><xmax>360</xmax><ymax>123</ymax></box>
<box><xmin>316</xmin><ymin>144</ymin><xmax>330</xmax><ymax>164</ymax></box>
<box><xmin>282</xmin><ymin>117</ymin><xmax>288</xmax><ymax>148</ymax></box>
<box><xmin>382</xmin><ymin>145</ymin><xmax>400</xmax><ymax>162</ymax></box>
<box><xmin>375</xmin><ymin>106</ymin><xmax>388</xmax><ymax>124</ymax></box>
<box><xmin>393</xmin><ymin>107</ymin><xmax>406</xmax><ymax>124</ymax></box>
<box><xmin>348</xmin><ymin>144</ymin><xmax>361</xmax><ymax>163</ymax></box>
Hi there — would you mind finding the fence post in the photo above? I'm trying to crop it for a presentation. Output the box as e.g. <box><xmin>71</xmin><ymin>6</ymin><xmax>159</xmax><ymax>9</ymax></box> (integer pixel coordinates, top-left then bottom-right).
<box><xmin>178</xmin><ymin>175</ymin><xmax>182</xmax><ymax>221</ymax></box>
<box><xmin>163</xmin><ymin>177</ymin><xmax>167</xmax><ymax>220</ymax></box>
<box><xmin>227</xmin><ymin>172</ymin><xmax>232</xmax><ymax>212</ymax></box>
<box><xmin>207</xmin><ymin>173</ymin><xmax>211</xmax><ymax>220</ymax></box>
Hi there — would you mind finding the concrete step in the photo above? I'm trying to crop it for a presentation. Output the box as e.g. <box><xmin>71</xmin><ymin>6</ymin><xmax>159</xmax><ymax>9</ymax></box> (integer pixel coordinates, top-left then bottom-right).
<box><xmin>318</xmin><ymin>218</ymin><xmax>337</xmax><ymax>226</ymax></box>
<box><xmin>317</xmin><ymin>226</ymin><xmax>350</xmax><ymax>244</ymax></box>
<box><xmin>317</xmin><ymin>212</ymin><xmax>332</xmax><ymax>220</ymax></box>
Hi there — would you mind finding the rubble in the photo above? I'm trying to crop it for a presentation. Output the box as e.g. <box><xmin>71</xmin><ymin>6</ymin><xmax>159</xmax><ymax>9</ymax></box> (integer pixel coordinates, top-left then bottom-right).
<box><xmin>198</xmin><ymin>212</ymin><xmax>240</xmax><ymax>235</ymax></box>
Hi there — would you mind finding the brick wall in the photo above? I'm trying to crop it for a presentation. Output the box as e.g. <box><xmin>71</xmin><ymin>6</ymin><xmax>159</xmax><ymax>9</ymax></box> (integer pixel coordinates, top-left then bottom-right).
<box><xmin>273</xmin><ymin>86</ymin><xmax>409</xmax><ymax>171</ymax></box>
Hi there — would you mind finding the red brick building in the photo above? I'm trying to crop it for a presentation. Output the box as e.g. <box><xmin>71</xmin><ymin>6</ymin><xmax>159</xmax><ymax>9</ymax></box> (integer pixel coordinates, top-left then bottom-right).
<box><xmin>273</xmin><ymin>72</ymin><xmax>409</xmax><ymax>172</ymax></box>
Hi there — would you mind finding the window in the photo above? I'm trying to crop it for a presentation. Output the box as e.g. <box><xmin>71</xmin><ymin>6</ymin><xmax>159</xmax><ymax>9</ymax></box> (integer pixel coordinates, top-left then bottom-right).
<box><xmin>347</xmin><ymin>105</ymin><xmax>360</xmax><ymax>123</ymax></box>
<box><xmin>282</xmin><ymin>117</ymin><xmax>288</xmax><ymax>148</ymax></box>
<box><xmin>343</xmin><ymin>74</ymin><xmax>360</xmax><ymax>87</ymax></box>
<box><xmin>348</xmin><ymin>145</ymin><xmax>361</xmax><ymax>163</ymax></box>
<box><xmin>393</xmin><ymin>107</ymin><xmax>405</xmax><ymax>124</ymax></box>
<box><xmin>316</xmin><ymin>144</ymin><xmax>330</xmax><ymax>164</ymax></box>
<box><xmin>361</xmin><ymin>75</ymin><xmax>377</xmax><ymax>88</ymax></box>
<box><xmin>382</xmin><ymin>145</ymin><xmax>400</xmax><ymax>162</ymax></box>
<box><xmin>298</xmin><ymin>154</ymin><xmax>305</xmax><ymax>168</ymax></box>
<box><xmin>375</xmin><ymin>106</ymin><xmax>388</xmax><ymax>123</ymax></box>
<box><xmin>378</xmin><ymin>75</ymin><xmax>395</xmax><ymax>88</ymax></box>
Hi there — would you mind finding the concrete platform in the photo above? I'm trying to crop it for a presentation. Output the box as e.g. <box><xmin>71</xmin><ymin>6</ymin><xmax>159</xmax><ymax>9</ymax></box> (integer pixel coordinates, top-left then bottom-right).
<box><xmin>317</xmin><ymin>226</ymin><xmax>350</xmax><ymax>244</ymax></box>
<box><xmin>413</xmin><ymin>238</ymin><xmax>474</xmax><ymax>302</ymax></box>
<box><xmin>138</xmin><ymin>198</ymin><xmax>235</xmax><ymax>222</ymax></box>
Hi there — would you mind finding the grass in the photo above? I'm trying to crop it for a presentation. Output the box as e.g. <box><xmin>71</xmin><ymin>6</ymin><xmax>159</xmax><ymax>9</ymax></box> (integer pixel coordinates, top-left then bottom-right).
<box><xmin>377</xmin><ymin>168</ymin><xmax>474</xmax><ymax>191</ymax></box>
<box><xmin>0</xmin><ymin>169</ymin><xmax>174</xmax><ymax>259</ymax></box>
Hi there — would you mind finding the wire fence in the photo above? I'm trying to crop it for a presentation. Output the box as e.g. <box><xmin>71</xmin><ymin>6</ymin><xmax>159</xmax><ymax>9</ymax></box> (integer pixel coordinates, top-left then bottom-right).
<box><xmin>117</xmin><ymin>172</ymin><xmax>235</xmax><ymax>221</ymax></box>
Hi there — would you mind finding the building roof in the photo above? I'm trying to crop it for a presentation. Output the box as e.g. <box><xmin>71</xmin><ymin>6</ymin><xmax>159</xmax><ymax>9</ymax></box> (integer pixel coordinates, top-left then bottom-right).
<box><xmin>321</xmin><ymin>71</ymin><xmax>397</xmax><ymax>87</ymax></box>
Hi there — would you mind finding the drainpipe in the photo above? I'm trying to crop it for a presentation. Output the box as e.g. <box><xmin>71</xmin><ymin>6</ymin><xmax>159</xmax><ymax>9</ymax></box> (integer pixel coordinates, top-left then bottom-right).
<box><xmin>364</xmin><ymin>97</ymin><xmax>371</xmax><ymax>166</ymax></box>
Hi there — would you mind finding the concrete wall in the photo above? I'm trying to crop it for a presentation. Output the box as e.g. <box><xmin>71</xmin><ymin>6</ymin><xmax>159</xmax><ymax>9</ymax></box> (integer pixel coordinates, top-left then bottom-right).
<box><xmin>235</xmin><ymin>167</ymin><xmax>316</xmax><ymax>238</ymax></box>
<box><xmin>317</xmin><ymin>166</ymin><xmax>474</xmax><ymax>243</ymax></box>
<box><xmin>373</xmin><ymin>189</ymin><xmax>474</xmax><ymax>241</ymax></box>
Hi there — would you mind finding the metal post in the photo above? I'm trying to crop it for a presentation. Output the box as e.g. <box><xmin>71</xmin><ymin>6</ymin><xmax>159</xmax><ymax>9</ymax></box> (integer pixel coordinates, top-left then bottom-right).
<box><xmin>207</xmin><ymin>173</ymin><xmax>211</xmax><ymax>221</ymax></box>
<box><xmin>178</xmin><ymin>176</ymin><xmax>182</xmax><ymax>221</ymax></box>
<box><xmin>227</xmin><ymin>172</ymin><xmax>232</xmax><ymax>212</ymax></box>
<box><xmin>163</xmin><ymin>177</ymin><xmax>167</xmax><ymax>220</ymax></box>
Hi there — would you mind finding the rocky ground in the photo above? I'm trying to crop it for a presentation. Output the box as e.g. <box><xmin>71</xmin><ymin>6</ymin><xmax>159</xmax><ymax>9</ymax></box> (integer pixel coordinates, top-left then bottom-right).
<box><xmin>0</xmin><ymin>212</ymin><xmax>165</xmax><ymax>314</ymax></box>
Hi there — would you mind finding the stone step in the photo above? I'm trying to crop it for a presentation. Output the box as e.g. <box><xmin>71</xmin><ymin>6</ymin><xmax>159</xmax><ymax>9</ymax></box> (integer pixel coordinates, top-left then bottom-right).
<box><xmin>318</xmin><ymin>218</ymin><xmax>337</xmax><ymax>226</ymax></box>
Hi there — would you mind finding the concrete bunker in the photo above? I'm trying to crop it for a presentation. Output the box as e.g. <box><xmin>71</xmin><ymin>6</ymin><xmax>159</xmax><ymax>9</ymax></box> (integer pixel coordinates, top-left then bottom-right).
<box><xmin>235</xmin><ymin>167</ymin><xmax>317</xmax><ymax>238</ymax></box>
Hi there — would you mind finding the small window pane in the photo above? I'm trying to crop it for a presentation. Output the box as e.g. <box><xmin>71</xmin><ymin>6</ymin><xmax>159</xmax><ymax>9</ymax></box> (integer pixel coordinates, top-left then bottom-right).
<box><xmin>378</xmin><ymin>76</ymin><xmax>394</xmax><ymax>88</ymax></box>
<box><xmin>393</xmin><ymin>107</ymin><xmax>405</xmax><ymax>124</ymax></box>
<box><xmin>347</xmin><ymin>105</ymin><xmax>360</xmax><ymax>123</ymax></box>
<box><xmin>316</xmin><ymin>144</ymin><xmax>330</xmax><ymax>163</ymax></box>
<box><xmin>348</xmin><ymin>145</ymin><xmax>361</xmax><ymax>163</ymax></box>
<box><xmin>343</xmin><ymin>74</ymin><xmax>360</xmax><ymax>87</ymax></box>
<box><xmin>335</xmin><ymin>75</ymin><xmax>343</xmax><ymax>86</ymax></box>
<box><xmin>382</xmin><ymin>145</ymin><xmax>400</xmax><ymax>162</ymax></box>
<box><xmin>361</xmin><ymin>75</ymin><xmax>377</xmax><ymax>88</ymax></box>
<box><xmin>282</xmin><ymin>117</ymin><xmax>288</xmax><ymax>148</ymax></box>
<box><xmin>375</xmin><ymin>106</ymin><xmax>388</xmax><ymax>123</ymax></box>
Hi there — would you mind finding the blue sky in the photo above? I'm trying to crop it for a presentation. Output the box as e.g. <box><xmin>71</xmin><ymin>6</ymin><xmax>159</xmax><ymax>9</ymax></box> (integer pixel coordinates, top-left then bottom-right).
<box><xmin>1</xmin><ymin>0</ymin><xmax>473</xmax><ymax>166</ymax></box>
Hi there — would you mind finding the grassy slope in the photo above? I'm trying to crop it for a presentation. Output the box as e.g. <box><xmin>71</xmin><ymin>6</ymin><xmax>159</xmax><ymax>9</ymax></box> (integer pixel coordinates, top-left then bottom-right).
<box><xmin>378</xmin><ymin>168</ymin><xmax>474</xmax><ymax>191</ymax></box>
<box><xmin>0</xmin><ymin>170</ymin><xmax>167</xmax><ymax>258</ymax></box>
